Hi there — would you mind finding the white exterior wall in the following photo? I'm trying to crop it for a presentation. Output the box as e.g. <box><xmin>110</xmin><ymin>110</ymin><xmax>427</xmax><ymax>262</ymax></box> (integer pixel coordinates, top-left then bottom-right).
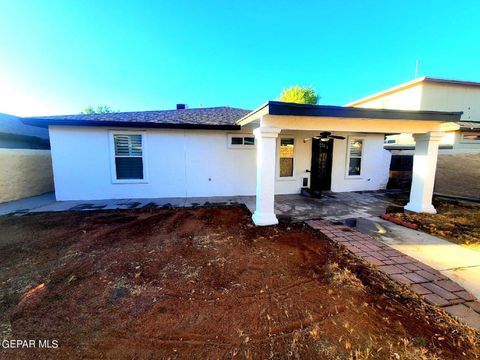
<box><xmin>331</xmin><ymin>134</ymin><xmax>391</xmax><ymax>192</ymax></box>
<box><xmin>49</xmin><ymin>126</ymin><xmax>257</xmax><ymax>200</ymax></box>
<box><xmin>274</xmin><ymin>131</ymin><xmax>390</xmax><ymax>194</ymax></box>
<box><xmin>49</xmin><ymin>126</ymin><xmax>390</xmax><ymax>201</ymax></box>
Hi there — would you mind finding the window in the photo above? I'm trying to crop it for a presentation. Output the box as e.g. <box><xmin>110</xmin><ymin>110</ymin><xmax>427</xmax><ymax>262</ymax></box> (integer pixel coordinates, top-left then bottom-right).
<box><xmin>244</xmin><ymin>137</ymin><xmax>255</xmax><ymax>146</ymax></box>
<box><xmin>279</xmin><ymin>138</ymin><xmax>294</xmax><ymax>177</ymax></box>
<box><xmin>231</xmin><ymin>136</ymin><xmax>243</xmax><ymax>145</ymax></box>
<box><xmin>461</xmin><ymin>133</ymin><xmax>480</xmax><ymax>143</ymax></box>
<box><xmin>112</xmin><ymin>133</ymin><xmax>144</xmax><ymax>180</ymax></box>
<box><xmin>228</xmin><ymin>134</ymin><xmax>255</xmax><ymax>148</ymax></box>
<box><xmin>347</xmin><ymin>138</ymin><xmax>363</xmax><ymax>176</ymax></box>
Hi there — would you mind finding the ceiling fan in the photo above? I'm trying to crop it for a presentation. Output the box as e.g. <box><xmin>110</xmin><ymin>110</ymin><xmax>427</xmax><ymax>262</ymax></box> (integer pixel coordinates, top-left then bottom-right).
<box><xmin>304</xmin><ymin>131</ymin><xmax>346</xmax><ymax>143</ymax></box>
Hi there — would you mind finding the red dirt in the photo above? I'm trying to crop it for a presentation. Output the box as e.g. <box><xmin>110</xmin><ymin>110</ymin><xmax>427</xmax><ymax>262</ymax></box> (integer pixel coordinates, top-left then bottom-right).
<box><xmin>388</xmin><ymin>200</ymin><xmax>480</xmax><ymax>249</ymax></box>
<box><xmin>0</xmin><ymin>206</ymin><xmax>478</xmax><ymax>359</ymax></box>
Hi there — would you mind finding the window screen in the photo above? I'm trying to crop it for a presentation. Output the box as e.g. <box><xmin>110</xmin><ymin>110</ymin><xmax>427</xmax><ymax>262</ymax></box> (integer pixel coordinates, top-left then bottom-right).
<box><xmin>113</xmin><ymin>134</ymin><xmax>144</xmax><ymax>179</ymax></box>
<box><xmin>280</xmin><ymin>138</ymin><xmax>294</xmax><ymax>177</ymax></box>
<box><xmin>348</xmin><ymin>138</ymin><xmax>363</xmax><ymax>176</ymax></box>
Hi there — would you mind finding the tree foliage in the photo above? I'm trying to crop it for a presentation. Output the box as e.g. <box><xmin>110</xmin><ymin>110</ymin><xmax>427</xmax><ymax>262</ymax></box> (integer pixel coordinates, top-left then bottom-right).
<box><xmin>82</xmin><ymin>105</ymin><xmax>115</xmax><ymax>114</ymax></box>
<box><xmin>278</xmin><ymin>86</ymin><xmax>319</xmax><ymax>105</ymax></box>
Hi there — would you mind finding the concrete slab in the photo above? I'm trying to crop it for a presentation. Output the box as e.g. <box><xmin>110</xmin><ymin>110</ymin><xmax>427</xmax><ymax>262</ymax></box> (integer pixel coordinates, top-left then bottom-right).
<box><xmin>185</xmin><ymin>196</ymin><xmax>246</xmax><ymax>207</ymax></box>
<box><xmin>30</xmin><ymin>200</ymin><xmax>96</xmax><ymax>212</ymax></box>
<box><xmin>0</xmin><ymin>192</ymin><xmax>55</xmax><ymax>215</ymax></box>
<box><xmin>441</xmin><ymin>266</ymin><xmax>480</xmax><ymax>301</ymax></box>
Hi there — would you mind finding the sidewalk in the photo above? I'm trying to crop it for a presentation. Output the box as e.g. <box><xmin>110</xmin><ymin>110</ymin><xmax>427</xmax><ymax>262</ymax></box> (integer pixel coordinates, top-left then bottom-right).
<box><xmin>353</xmin><ymin>217</ymin><xmax>480</xmax><ymax>302</ymax></box>
<box><xmin>306</xmin><ymin>219</ymin><xmax>480</xmax><ymax>329</ymax></box>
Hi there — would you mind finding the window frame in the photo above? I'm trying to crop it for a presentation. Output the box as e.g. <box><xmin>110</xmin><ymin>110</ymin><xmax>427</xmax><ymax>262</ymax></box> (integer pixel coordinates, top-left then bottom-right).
<box><xmin>460</xmin><ymin>132</ymin><xmax>480</xmax><ymax>144</ymax></box>
<box><xmin>345</xmin><ymin>136</ymin><xmax>364</xmax><ymax>179</ymax></box>
<box><xmin>277</xmin><ymin>135</ymin><xmax>296</xmax><ymax>180</ymax></box>
<box><xmin>227</xmin><ymin>133</ymin><xmax>256</xmax><ymax>149</ymax></box>
<box><xmin>109</xmin><ymin>130</ymin><xmax>148</xmax><ymax>184</ymax></box>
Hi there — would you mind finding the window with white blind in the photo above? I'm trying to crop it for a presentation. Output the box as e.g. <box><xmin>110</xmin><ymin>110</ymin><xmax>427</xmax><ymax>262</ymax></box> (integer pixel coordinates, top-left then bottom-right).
<box><xmin>279</xmin><ymin>137</ymin><xmax>295</xmax><ymax>178</ymax></box>
<box><xmin>347</xmin><ymin>137</ymin><xmax>363</xmax><ymax>177</ymax></box>
<box><xmin>111</xmin><ymin>132</ymin><xmax>145</xmax><ymax>181</ymax></box>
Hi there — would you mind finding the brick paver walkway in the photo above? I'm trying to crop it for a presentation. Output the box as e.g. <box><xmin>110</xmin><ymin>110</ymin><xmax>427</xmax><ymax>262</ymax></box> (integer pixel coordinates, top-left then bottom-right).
<box><xmin>306</xmin><ymin>219</ymin><xmax>480</xmax><ymax>329</ymax></box>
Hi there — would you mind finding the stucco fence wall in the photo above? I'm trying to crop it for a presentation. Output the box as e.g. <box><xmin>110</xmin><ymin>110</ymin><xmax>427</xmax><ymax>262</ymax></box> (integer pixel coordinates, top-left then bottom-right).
<box><xmin>0</xmin><ymin>149</ymin><xmax>54</xmax><ymax>203</ymax></box>
<box><xmin>388</xmin><ymin>151</ymin><xmax>480</xmax><ymax>199</ymax></box>
<box><xmin>434</xmin><ymin>153</ymin><xmax>480</xmax><ymax>199</ymax></box>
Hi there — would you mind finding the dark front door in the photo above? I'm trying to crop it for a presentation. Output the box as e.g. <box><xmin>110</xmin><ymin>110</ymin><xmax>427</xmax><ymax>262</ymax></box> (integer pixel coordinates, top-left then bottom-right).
<box><xmin>310</xmin><ymin>138</ymin><xmax>333</xmax><ymax>191</ymax></box>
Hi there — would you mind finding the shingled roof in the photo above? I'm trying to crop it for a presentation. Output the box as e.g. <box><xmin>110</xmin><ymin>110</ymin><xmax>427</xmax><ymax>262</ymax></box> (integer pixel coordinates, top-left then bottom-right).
<box><xmin>22</xmin><ymin>106</ymin><xmax>251</xmax><ymax>130</ymax></box>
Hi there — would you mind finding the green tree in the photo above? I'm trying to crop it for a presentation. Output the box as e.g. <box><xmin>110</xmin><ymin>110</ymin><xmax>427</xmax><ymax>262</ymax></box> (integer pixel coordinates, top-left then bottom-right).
<box><xmin>278</xmin><ymin>86</ymin><xmax>319</xmax><ymax>104</ymax></box>
<box><xmin>82</xmin><ymin>105</ymin><xmax>116</xmax><ymax>114</ymax></box>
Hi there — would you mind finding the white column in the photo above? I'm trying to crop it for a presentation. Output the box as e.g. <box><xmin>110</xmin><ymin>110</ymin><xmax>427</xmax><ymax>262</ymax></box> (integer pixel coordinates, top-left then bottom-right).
<box><xmin>405</xmin><ymin>131</ymin><xmax>444</xmax><ymax>214</ymax></box>
<box><xmin>252</xmin><ymin>127</ymin><xmax>281</xmax><ymax>226</ymax></box>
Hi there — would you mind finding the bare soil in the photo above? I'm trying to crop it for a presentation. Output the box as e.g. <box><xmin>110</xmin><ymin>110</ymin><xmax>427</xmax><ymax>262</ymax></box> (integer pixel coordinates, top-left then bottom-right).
<box><xmin>392</xmin><ymin>200</ymin><xmax>480</xmax><ymax>251</ymax></box>
<box><xmin>0</xmin><ymin>206</ymin><xmax>478</xmax><ymax>359</ymax></box>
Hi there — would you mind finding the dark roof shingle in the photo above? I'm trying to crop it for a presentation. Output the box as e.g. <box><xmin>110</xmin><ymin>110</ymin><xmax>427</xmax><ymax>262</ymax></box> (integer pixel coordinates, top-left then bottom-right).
<box><xmin>23</xmin><ymin>107</ymin><xmax>251</xmax><ymax>129</ymax></box>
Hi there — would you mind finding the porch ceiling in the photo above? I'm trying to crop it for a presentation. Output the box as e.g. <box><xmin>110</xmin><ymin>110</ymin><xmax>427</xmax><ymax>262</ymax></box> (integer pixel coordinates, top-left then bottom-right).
<box><xmin>238</xmin><ymin>101</ymin><xmax>462</xmax><ymax>134</ymax></box>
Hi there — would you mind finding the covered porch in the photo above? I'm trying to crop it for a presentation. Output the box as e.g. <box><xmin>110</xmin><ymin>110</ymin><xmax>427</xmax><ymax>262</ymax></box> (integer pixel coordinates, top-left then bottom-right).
<box><xmin>239</xmin><ymin>101</ymin><xmax>462</xmax><ymax>226</ymax></box>
<box><xmin>244</xmin><ymin>191</ymin><xmax>402</xmax><ymax>222</ymax></box>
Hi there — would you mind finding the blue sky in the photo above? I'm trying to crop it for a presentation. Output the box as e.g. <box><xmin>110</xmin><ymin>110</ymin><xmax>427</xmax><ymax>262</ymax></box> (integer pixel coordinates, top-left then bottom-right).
<box><xmin>1</xmin><ymin>0</ymin><xmax>479</xmax><ymax>116</ymax></box>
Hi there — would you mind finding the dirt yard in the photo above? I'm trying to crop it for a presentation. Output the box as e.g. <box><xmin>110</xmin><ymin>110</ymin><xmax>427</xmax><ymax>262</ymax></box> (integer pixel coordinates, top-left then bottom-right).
<box><xmin>390</xmin><ymin>200</ymin><xmax>480</xmax><ymax>251</ymax></box>
<box><xmin>0</xmin><ymin>206</ymin><xmax>478</xmax><ymax>359</ymax></box>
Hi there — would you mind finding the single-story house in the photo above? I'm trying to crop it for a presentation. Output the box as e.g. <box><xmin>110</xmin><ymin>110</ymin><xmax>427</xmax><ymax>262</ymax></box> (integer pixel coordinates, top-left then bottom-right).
<box><xmin>23</xmin><ymin>101</ymin><xmax>461</xmax><ymax>225</ymax></box>
<box><xmin>347</xmin><ymin>77</ymin><xmax>480</xmax><ymax>153</ymax></box>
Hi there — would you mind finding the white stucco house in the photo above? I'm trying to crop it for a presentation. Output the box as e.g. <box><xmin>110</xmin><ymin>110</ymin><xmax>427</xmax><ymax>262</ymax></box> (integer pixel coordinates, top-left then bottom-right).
<box><xmin>347</xmin><ymin>77</ymin><xmax>480</xmax><ymax>153</ymax></box>
<box><xmin>23</xmin><ymin>101</ymin><xmax>461</xmax><ymax>225</ymax></box>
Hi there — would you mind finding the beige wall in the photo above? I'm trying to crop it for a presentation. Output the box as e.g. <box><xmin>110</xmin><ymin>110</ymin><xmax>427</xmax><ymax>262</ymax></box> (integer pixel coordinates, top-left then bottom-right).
<box><xmin>421</xmin><ymin>83</ymin><xmax>480</xmax><ymax>121</ymax></box>
<box><xmin>353</xmin><ymin>83</ymin><xmax>424</xmax><ymax>110</ymax></box>
<box><xmin>353</xmin><ymin>81</ymin><xmax>480</xmax><ymax>153</ymax></box>
<box><xmin>351</xmin><ymin>81</ymin><xmax>480</xmax><ymax>119</ymax></box>
<box><xmin>0</xmin><ymin>149</ymin><xmax>54</xmax><ymax>203</ymax></box>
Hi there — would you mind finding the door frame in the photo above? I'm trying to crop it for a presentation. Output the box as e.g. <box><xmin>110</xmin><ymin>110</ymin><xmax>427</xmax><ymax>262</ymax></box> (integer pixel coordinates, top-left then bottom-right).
<box><xmin>310</xmin><ymin>138</ymin><xmax>334</xmax><ymax>191</ymax></box>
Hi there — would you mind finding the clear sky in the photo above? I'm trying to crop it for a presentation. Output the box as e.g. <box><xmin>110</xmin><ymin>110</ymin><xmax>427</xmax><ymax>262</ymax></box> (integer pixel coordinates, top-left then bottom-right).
<box><xmin>1</xmin><ymin>0</ymin><xmax>479</xmax><ymax>116</ymax></box>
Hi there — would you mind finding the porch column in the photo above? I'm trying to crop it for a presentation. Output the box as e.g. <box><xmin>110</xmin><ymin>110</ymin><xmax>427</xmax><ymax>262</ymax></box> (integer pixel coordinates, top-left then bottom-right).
<box><xmin>404</xmin><ymin>131</ymin><xmax>444</xmax><ymax>214</ymax></box>
<box><xmin>252</xmin><ymin>127</ymin><xmax>281</xmax><ymax>226</ymax></box>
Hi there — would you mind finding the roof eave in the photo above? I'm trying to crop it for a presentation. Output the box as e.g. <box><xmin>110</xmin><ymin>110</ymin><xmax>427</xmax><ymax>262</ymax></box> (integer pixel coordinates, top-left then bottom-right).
<box><xmin>22</xmin><ymin>119</ymin><xmax>241</xmax><ymax>131</ymax></box>
<box><xmin>267</xmin><ymin>101</ymin><xmax>462</xmax><ymax>122</ymax></box>
<box><xmin>236</xmin><ymin>102</ymin><xmax>270</xmax><ymax>126</ymax></box>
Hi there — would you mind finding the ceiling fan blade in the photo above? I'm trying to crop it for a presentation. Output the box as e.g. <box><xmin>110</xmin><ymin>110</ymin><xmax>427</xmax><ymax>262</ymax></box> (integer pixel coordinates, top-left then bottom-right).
<box><xmin>312</xmin><ymin>136</ymin><xmax>320</xmax><ymax>139</ymax></box>
<box><xmin>329</xmin><ymin>135</ymin><xmax>346</xmax><ymax>140</ymax></box>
